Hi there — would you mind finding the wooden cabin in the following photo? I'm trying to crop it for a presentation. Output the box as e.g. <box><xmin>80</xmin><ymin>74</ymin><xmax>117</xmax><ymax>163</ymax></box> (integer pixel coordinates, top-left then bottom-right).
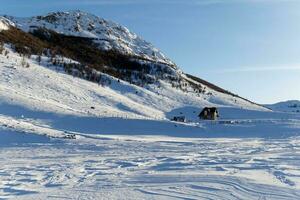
<box><xmin>199</xmin><ymin>107</ymin><xmax>219</xmax><ymax>120</ymax></box>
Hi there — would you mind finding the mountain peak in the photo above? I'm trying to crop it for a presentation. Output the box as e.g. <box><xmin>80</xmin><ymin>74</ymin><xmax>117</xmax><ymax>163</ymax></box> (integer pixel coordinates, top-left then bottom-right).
<box><xmin>36</xmin><ymin>10</ymin><xmax>100</xmax><ymax>23</ymax></box>
<box><xmin>5</xmin><ymin>11</ymin><xmax>175</xmax><ymax>66</ymax></box>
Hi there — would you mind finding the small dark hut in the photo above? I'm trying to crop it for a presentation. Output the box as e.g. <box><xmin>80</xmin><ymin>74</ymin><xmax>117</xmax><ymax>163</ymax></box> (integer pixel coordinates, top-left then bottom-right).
<box><xmin>171</xmin><ymin>116</ymin><xmax>186</xmax><ymax>122</ymax></box>
<box><xmin>199</xmin><ymin>107</ymin><xmax>219</xmax><ymax>120</ymax></box>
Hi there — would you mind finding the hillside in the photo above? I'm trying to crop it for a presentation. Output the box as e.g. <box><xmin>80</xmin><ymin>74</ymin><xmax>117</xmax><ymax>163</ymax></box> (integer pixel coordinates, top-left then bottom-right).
<box><xmin>0</xmin><ymin>11</ymin><xmax>267</xmax><ymax>115</ymax></box>
<box><xmin>265</xmin><ymin>100</ymin><xmax>300</xmax><ymax>113</ymax></box>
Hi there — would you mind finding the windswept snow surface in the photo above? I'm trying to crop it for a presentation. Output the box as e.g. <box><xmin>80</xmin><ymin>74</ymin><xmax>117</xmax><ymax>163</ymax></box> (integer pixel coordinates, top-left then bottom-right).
<box><xmin>0</xmin><ymin>132</ymin><xmax>300</xmax><ymax>200</ymax></box>
<box><xmin>1</xmin><ymin>46</ymin><xmax>300</xmax><ymax>199</ymax></box>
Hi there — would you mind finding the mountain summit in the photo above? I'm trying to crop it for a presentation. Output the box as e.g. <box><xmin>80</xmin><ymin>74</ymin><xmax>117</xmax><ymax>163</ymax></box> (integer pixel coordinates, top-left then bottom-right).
<box><xmin>5</xmin><ymin>10</ymin><xmax>174</xmax><ymax>66</ymax></box>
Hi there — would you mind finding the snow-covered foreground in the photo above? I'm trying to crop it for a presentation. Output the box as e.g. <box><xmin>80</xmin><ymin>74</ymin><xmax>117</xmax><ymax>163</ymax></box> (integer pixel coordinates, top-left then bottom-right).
<box><xmin>0</xmin><ymin>100</ymin><xmax>300</xmax><ymax>199</ymax></box>
<box><xmin>0</xmin><ymin>131</ymin><xmax>300</xmax><ymax>200</ymax></box>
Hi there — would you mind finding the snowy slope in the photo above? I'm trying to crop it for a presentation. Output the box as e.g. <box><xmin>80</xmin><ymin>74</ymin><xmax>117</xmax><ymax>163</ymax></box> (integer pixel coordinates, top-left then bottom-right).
<box><xmin>0</xmin><ymin>11</ymin><xmax>268</xmax><ymax>113</ymax></box>
<box><xmin>0</xmin><ymin>45</ymin><xmax>267</xmax><ymax>123</ymax></box>
<box><xmin>266</xmin><ymin>100</ymin><xmax>300</xmax><ymax>113</ymax></box>
<box><xmin>5</xmin><ymin>10</ymin><xmax>174</xmax><ymax>66</ymax></box>
<box><xmin>1</xmin><ymin>45</ymin><xmax>299</xmax><ymax>139</ymax></box>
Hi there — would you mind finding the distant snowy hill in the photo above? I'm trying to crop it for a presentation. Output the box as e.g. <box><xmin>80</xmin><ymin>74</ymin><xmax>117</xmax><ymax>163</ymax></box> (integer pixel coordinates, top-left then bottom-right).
<box><xmin>265</xmin><ymin>100</ymin><xmax>300</xmax><ymax>113</ymax></box>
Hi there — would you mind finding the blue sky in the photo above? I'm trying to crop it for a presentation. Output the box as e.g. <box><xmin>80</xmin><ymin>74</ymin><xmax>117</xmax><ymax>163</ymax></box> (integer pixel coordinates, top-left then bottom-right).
<box><xmin>1</xmin><ymin>0</ymin><xmax>299</xmax><ymax>103</ymax></box>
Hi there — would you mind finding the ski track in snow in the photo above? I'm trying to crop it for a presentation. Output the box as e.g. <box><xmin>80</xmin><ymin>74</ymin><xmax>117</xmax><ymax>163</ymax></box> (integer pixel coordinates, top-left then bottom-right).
<box><xmin>0</xmin><ymin>132</ymin><xmax>299</xmax><ymax>199</ymax></box>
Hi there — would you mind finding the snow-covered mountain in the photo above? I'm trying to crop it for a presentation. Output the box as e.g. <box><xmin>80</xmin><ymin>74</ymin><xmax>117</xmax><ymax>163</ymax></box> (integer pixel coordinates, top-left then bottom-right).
<box><xmin>265</xmin><ymin>100</ymin><xmax>300</xmax><ymax>113</ymax></box>
<box><xmin>5</xmin><ymin>10</ymin><xmax>174</xmax><ymax>66</ymax></box>
<box><xmin>0</xmin><ymin>10</ymin><xmax>268</xmax><ymax>124</ymax></box>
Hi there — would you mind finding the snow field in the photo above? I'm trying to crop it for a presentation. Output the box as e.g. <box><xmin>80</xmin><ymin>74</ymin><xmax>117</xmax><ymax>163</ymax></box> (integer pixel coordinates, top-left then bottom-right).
<box><xmin>0</xmin><ymin>44</ymin><xmax>300</xmax><ymax>199</ymax></box>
